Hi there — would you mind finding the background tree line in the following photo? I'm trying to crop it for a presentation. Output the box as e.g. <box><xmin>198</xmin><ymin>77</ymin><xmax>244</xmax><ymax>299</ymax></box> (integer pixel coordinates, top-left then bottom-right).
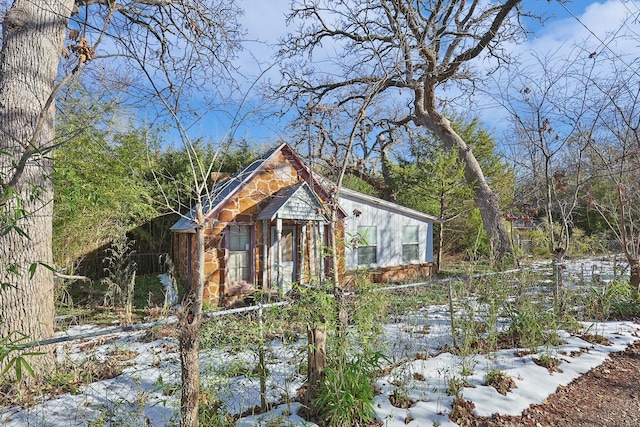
<box><xmin>52</xmin><ymin>98</ymin><xmax>632</xmax><ymax>277</ymax></box>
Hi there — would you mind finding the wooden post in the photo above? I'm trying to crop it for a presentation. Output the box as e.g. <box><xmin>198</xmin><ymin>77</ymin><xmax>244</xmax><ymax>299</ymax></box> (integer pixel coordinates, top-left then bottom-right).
<box><xmin>304</xmin><ymin>323</ymin><xmax>326</xmax><ymax>418</ymax></box>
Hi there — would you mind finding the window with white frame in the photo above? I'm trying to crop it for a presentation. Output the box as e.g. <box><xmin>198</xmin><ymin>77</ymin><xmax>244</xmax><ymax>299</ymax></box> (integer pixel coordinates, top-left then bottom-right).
<box><xmin>402</xmin><ymin>225</ymin><xmax>419</xmax><ymax>263</ymax></box>
<box><xmin>357</xmin><ymin>225</ymin><xmax>377</xmax><ymax>265</ymax></box>
<box><xmin>228</xmin><ymin>224</ymin><xmax>251</xmax><ymax>283</ymax></box>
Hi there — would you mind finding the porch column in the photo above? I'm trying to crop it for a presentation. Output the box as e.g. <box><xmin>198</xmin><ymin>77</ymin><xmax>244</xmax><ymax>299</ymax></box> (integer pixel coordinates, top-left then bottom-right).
<box><xmin>300</xmin><ymin>223</ymin><xmax>307</xmax><ymax>283</ymax></box>
<box><xmin>263</xmin><ymin>219</ymin><xmax>268</xmax><ymax>290</ymax></box>
<box><xmin>319</xmin><ymin>223</ymin><xmax>325</xmax><ymax>284</ymax></box>
<box><xmin>309</xmin><ymin>222</ymin><xmax>317</xmax><ymax>279</ymax></box>
<box><xmin>276</xmin><ymin>217</ymin><xmax>283</xmax><ymax>294</ymax></box>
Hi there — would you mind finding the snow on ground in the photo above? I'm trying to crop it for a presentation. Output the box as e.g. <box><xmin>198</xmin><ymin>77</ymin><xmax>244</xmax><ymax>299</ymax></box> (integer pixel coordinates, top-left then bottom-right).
<box><xmin>1</xmin><ymin>258</ymin><xmax>637</xmax><ymax>426</ymax></box>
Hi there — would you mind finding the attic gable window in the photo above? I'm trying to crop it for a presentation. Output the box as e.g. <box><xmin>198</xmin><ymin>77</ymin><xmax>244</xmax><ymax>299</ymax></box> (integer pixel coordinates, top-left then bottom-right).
<box><xmin>402</xmin><ymin>225</ymin><xmax>419</xmax><ymax>263</ymax></box>
<box><xmin>228</xmin><ymin>224</ymin><xmax>251</xmax><ymax>283</ymax></box>
<box><xmin>357</xmin><ymin>225</ymin><xmax>377</xmax><ymax>266</ymax></box>
<box><xmin>275</xmin><ymin>163</ymin><xmax>293</xmax><ymax>180</ymax></box>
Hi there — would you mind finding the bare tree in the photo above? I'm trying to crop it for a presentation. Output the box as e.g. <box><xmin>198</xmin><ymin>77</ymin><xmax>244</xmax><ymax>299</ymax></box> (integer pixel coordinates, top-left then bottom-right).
<box><xmin>499</xmin><ymin>50</ymin><xmax>596</xmax><ymax>297</ymax></box>
<box><xmin>499</xmin><ymin>14</ymin><xmax>640</xmax><ymax>287</ymax></box>
<box><xmin>150</xmin><ymin>117</ymin><xmax>241</xmax><ymax>427</ymax></box>
<box><xmin>583</xmin><ymin>55</ymin><xmax>640</xmax><ymax>288</ymax></box>
<box><xmin>275</xmin><ymin>0</ymin><xmax>531</xmax><ymax>260</ymax></box>
<box><xmin>0</xmin><ymin>0</ymin><xmax>241</xmax><ymax>390</ymax></box>
<box><xmin>298</xmin><ymin>94</ymin><xmax>380</xmax><ymax>419</ymax></box>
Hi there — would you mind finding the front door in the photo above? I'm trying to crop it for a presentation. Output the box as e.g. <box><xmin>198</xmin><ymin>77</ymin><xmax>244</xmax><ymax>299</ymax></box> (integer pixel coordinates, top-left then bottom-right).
<box><xmin>271</xmin><ymin>225</ymin><xmax>296</xmax><ymax>294</ymax></box>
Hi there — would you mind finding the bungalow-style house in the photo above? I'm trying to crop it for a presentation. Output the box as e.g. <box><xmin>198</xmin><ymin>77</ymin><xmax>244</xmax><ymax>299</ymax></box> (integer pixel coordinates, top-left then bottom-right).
<box><xmin>170</xmin><ymin>143</ymin><xmax>440</xmax><ymax>305</ymax></box>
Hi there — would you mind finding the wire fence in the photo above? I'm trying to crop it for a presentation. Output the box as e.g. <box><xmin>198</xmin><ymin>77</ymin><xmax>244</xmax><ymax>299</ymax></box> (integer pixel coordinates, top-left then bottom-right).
<box><xmin>23</xmin><ymin>269</ymin><xmax>530</xmax><ymax>350</ymax></box>
<box><xmin>23</xmin><ymin>254</ymin><xmax>631</xmax><ymax>350</ymax></box>
<box><xmin>5</xmin><ymin>256</ymin><xmax>633</xmax><ymax>427</ymax></box>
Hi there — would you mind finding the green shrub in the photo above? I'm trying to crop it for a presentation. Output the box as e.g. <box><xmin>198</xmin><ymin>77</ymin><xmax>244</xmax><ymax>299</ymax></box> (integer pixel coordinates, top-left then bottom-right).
<box><xmin>586</xmin><ymin>279</ymin><xmax>635</xmax><ymax>321</ymax></box>
<box><xmin>503</xmin><ymin>300</ymin><xmax>561</xmax><ymax>350</ymax></box>
<box><xmin>484</xmin><ymin>369</ymin><xmax>516</xmax><ymax>395</ymax></box>
<box><xmin>198</xmin><ymin>389</ymin><xmax>233</xmax><ymax>427</ymax></box>
<box><xmin>533</xmin><ymin>353</ymin><xmax>562</xmax><ymax>373</ymax></box>
<box><xmin>314</xmin><ymin>352</ymin><xmax>385</xmax><ymax>427</ymax></box>
<box><xmin>518</xmin><ymin>227</ymin><xmax>550</xmax><ymax>257</ymax></box>
<box><xmin>568</xmin><ymin>229</ymin><xmax>607</xmax><ymax>256</ymax></box>
<box><xmin>349</xmin><ymin>275</ymin><xmax>388</xmax><ymax>355</ymax></box>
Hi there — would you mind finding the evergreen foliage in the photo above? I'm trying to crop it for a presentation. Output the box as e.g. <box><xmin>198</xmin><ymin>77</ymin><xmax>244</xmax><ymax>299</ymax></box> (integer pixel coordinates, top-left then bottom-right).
<box><xmin>53</xmin><ymin>119</ymin><xmax>159</xmax><ymax>265</ymax></box>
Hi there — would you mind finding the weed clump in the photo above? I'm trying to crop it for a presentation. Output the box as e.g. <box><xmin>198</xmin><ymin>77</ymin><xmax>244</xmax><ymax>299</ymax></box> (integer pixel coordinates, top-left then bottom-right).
<box><xmin>484</xmin><ymin>369</ymin><xmax>516</xmax><ymax>395</ymax></box>
<box><xmin>533</xmin><ymin>354</ymin><xmax>562</xmax><ymax>373</ymax></box>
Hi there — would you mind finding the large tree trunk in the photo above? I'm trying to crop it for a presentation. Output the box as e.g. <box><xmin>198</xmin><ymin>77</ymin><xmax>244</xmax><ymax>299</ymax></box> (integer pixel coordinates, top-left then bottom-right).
<box><xmin>418</xmin><ymin>111</ymin><xmax>512</xmax><ymax>260</ymax></box>
<box><xmin>0</xmin><ymin>0</ymin><xmax>74</xmax><ymax>378</ymax></box>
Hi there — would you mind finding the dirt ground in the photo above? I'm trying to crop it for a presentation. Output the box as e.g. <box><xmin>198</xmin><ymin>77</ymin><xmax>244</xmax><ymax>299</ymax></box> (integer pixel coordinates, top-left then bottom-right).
<box><xmin>466</xmin><ymin>340</ymin><xmax>640</xmax><ymax>426</ymax></box>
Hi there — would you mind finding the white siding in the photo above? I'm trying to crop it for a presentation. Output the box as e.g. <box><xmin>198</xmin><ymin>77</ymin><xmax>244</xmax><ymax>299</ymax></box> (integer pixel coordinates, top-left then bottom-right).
<box><xmin>339</xmin><ymin>193</ymin><xmax>434</xmax><ymax>271</ymax></box>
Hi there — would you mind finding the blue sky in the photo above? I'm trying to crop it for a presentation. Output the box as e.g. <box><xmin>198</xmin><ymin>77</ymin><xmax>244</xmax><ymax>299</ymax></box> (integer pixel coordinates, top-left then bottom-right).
<box><xmin>187</xmin><ymin>0</ymin><xmax>640</xmax><ymax>149</ymax></box>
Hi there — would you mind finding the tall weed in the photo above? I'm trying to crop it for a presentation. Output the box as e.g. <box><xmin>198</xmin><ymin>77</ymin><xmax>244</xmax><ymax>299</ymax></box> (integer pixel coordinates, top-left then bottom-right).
<box><xmin>587</xmin><ymin>279</ymin><xmax>638</xmax><ymax>320</ymax></box>
<box><xmin>503</xmin><ymin>299</ymin><xmax>561</xmax><ymax>350</ymax></box>
<box><xmin>102</xmin><ymin>232</ymin><xmax>137</xmax><ymax>326</ymax></box>
<box><xmin>314</xmin><ymin>351</ymin><xmax>386</xmax><ymax>427</ymax></box>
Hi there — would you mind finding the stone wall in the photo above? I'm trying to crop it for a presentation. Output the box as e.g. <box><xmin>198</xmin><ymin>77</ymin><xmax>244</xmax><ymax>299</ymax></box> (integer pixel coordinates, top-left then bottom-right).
<box><xmin>201</xmin><ymin>152</ymin><xmax>303</xmax><ymax>304</ymax></box>
<box><xmin>345</xmin><ymin>263</ymin><xmax>434</xmax><ymax>286</ymax></box>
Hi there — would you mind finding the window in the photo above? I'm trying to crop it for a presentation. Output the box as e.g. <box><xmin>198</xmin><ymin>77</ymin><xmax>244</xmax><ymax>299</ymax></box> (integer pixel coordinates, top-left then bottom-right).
<box><xmin>357</xmin><ymin>225</ymin><xmax>377</xmax><ymax>265</ymax></box>
<box><xmin>228</xmin><ymin>225</ymin><xmax>251</xmax><ymax>283</ymax></box>
<box><xmin>402</xmin><ymin>225</ymin><xmax>419</xmax><ymax>263</ymax></box>
<box><xmin>275</xmin><ymin>163</ymin><xmax>293</xmax><ymax>180</ymax></box>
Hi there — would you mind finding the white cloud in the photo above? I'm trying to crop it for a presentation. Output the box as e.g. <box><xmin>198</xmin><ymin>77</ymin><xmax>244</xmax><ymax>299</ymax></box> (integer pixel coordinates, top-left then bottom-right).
<box><xmin>524</xmin><ymin>0</ymin><xmax>640</xmax><ymax>61</ymax></box>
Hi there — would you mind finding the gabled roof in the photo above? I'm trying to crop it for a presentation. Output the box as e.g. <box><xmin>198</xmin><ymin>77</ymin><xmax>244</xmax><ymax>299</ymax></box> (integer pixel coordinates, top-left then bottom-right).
<box><xmin>256</xmin><ymin>181</ymin><xmax>328</xmax><ymax>221</ymax></box>
<box><xmin>170</xmin><ymin>143</ymin><xmax>340</xmax><ymax>233</ymax></box>
<box><xmin>339</xmin><ymin>187</ymin><xmax>442</xmax><ymax>223</ymax></box>
<box><xmin>170</xmin><ymin>143</ymin><xmax>441</xmax><ymax>233</ymax></box>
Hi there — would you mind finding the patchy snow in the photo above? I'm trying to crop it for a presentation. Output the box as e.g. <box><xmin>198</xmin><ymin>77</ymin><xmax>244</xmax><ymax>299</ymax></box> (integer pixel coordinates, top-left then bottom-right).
<box><xmin>1</xmin><ymin>259</ymin><xmax>638</xmax><ymax>426</ymax></box>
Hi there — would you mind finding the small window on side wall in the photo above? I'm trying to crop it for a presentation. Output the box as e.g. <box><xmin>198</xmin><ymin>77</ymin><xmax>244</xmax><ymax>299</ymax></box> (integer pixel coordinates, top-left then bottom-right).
<box><xmin>357</xmin><ymin>225</ymin><xmax>377</xmax><ymax>265</ymax></box>
<box><xmin>228</xmin><ymin>224</ymin><xmax>251</xmax><ymax>283</ymax></box>
<box><xmin>402</xmin><ymin>225</ymin><xmax>419</xmax><ymax>263</ymax></box>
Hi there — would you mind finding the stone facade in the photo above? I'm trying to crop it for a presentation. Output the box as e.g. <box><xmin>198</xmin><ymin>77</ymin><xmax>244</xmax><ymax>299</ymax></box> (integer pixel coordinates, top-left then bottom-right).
<box><xmin>172</xmin><ymin>150</ymin><xmax>337</xmax><ymax>306</ymax></box>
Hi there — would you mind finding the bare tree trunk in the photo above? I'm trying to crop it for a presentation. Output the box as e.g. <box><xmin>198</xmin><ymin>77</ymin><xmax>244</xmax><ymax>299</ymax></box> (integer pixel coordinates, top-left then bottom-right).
<box><xmin>436</xmin><ymin>189</ymin><xmax>446</xmax><ymax>273</ymax></box>
<box><xmin>448</xmin><ymin>280</ymin><xmax>458</xmax><ymax>349</ymax></box>
<box><xmin>418</xmin><ymin>112</ymin><xmax>512</xmax><ymax>260</ymax></box>
<box><xmin>328</xmin><ymin>207</ymin><xmax>348</xmax><ymax>330</ymax></box>
<box><xmin>180</xmin><ymin>319</ymin><xmax>200</xmax><ymax>427</ymax></box>
<box><xmin>553</xmin><ymin>247</ymin><xmax>566</xmax><ymax>314</ymax></box>
<box><xmin>615</xmin><ymin>186</ymin><xmax>640</xmax><ymax>291</ymax></box>
<box><xmin>0</xmin><ymin>0</ymin><xmax>74</xmax><ymax>378</ymax></box>
<box><xmin>180</xmin><ymin>216</ymin><xmax>205</xmax><ymax>427</ymax></box>
<box><xmin>630</xmin><ymin>260</ymin><xmax>640</xmax><ymax>291</ymax></box>
<box><xmin>437</xmin><ymin>222</ymin><xmax>444</xmax><ymax>273</ymax></box>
